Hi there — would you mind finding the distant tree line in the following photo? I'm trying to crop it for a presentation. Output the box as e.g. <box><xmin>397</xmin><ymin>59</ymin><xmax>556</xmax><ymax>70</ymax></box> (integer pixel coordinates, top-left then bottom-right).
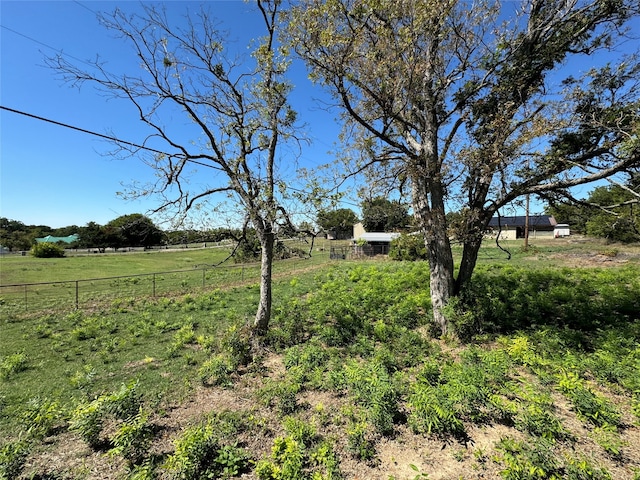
<box><xmin>0</xmin><ymin>214</ymin><xmax>243</xmax><ymax>252</ymax></box>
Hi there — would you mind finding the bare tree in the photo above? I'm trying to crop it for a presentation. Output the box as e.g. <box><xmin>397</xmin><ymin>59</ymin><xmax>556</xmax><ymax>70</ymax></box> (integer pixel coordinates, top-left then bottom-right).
<box><xmin>290</xmin><ymin>0</ymin><xmax>640</xmax><ymax>335</ymax></box>
<box><xmin>51</xmin><ymin>1</ymin><xmax>302</xmax><ymax>340</ymax></box>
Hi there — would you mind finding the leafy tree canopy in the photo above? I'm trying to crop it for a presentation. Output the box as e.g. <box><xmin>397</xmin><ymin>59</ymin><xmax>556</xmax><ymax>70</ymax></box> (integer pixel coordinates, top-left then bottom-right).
<box><xmin>317</xmin><ymin>208</ymin><xmax>358</xmax><ymax>239</ymax></box>
<box><xmin>361</xmin><ymin>197</ymin><xmax>410</xmax><ymax>232</ymax></box>
<box><xmin>290</xmin><ymin>0</ymin><xmax>640</xmax><ymax>335</ymax></box>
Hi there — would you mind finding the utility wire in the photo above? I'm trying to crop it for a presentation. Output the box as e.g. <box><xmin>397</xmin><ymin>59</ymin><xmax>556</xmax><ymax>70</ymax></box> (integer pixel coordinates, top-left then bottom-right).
<box><xmin>0</xmin><ymin>105</ymin><xmax>216</xmax><ymax>170</ymax></box>
<box><xmin>0</xmin><ymin>24</ymin><xmax>97</xmax><ymax>70</ymax></box>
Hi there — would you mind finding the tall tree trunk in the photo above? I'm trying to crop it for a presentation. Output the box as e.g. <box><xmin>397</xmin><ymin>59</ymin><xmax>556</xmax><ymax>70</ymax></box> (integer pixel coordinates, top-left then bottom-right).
<box><xmin>253</xmin><ymin>231</ymin><xmax>275</xmax><ymax>336</ymax></box>
<box><xmin>413</xmin><ymin>176</ymin><xmax>455</xmax><ymax>336</ymax></box>
<box><xmin>455</xmin><ymin>234</ymin><xmax>483</xmax><ymax>295</ymax></box>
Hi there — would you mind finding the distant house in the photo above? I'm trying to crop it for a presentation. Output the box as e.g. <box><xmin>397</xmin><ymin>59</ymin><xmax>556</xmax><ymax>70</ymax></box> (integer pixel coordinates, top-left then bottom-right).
<box><xmin>35</xmin><ymin>234</ymin><xmax>79</xmax><ymax>244</ymax></box>
<box><xmin>487</xmin><ymin>215</ymin><xmax>558</xmax><ymax>240</ymax></box>
<box><xmin>353</xmin><ymin>222</ymin><xmax>401</xmax><ymax>256</ymax></box>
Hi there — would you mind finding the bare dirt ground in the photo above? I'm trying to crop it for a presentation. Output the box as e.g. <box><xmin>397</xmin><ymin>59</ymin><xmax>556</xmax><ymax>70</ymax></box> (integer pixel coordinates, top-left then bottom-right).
<box><xmin>23</xmin><ymin>349</ymin><xmax>640</xmax><ymax>480</ymax></box>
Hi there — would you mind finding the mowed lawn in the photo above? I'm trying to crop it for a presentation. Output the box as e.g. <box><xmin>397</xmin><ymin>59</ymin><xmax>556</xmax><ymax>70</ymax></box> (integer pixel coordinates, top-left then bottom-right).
<box><xmin>0</xmin><ymin>247</ymin><xmax>235</xmax><ymax>285</ymax></box>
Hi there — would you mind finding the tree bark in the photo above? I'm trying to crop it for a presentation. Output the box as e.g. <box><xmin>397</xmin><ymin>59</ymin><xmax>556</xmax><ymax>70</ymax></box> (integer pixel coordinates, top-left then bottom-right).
<box><xmin>455</xmin><ymin>234</ymin><xmax>483</xmax><ymax>296</ymax></box>
<box><xmin>413</xmin><ymin>175</ymin><xmax>455</xmax><ymax>336</ymax></box>
<box><xmin>253</xmin><ymin>231</ymin><xmax>275</xmax><ymax>336</ymax></box>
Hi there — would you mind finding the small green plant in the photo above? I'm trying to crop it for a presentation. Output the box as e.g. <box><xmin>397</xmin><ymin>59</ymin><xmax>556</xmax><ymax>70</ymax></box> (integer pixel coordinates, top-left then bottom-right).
<box><xmin>69</xmin><ymin>381</ymin><xmax>142</xmax><ymax>448</ymax></box>
<box><xmin>220</xmin><ymin>324</ymin><xmax>252</xmax><ymax>368</ymax></box>
<box><xmin>165</xmin><ymin>420</ymin><xmax>249</xmax><ymax>479</ymax></box>
<box><xmin>408</xmin><ymin>383</ymin><xmax>465</xmax><ymax>438</ymax></box>
<box><xmin>590</xmin><ymin>424</ymin><xmax>626</xmax><ymax>459</ymax></box>
<box><xmin>168</xmin><ymin>324</ymin><xmax>197</xmax><ymax>355</ymax></box>
<box><xmin>0</xmin><ymin>438</ymin><xmax>30</xmax><ymax>480</ymax></box>
<box><xmin>255</xmin><ymin>436</ymin><xmax>304</xmax><ymax>480</ymax></box>
<box><xmin>0</xmin><ymin>352</ymin><xmax>28</xmax><ymax>380</ymax></box>
<box><xmin>165</xmin><ymin>422</ymin><xmax>218</xmax><ymax>479</ymax></box>
<box><xmin>69</xmin><ymin>364</ymin><xmax>97</xmax><ymax>389</ymax></box>
<box><xmin>258</xmin><ymin>380</ymin><xmax>301</xmax><ymax>416</ymax></box>
<box><xmin>494</xmin><ymin>437</ymin><xmax>561</xmax><ymax>480</ymax></box>
<box><xmin>557</xmin><ymin>371</ymin><xmax>621</xmax><ymax>427</ymax></box>
<box><xmin>344</xmin><ymin>360</ymin><xmax>399</xmax><ymax>436</ymax></box>
<box><xmin>198</xmin><ymin>354</ymin><xmax>233</xmax><ymax>386</ymax></box>
<box><xmin>346</xmin><ymin>421</ymin><xmax>376</xmax><ymax>461</ymax></box>
<box><xmin>564</xmin><ymin>455</ymin><xmax>612</xmax><ymax>480</ymax></box>
<box><xmin>109</xmin><ymin>407</ymin><xmax>154</xmax><ymax>465</ymax></box>
<box><xmin>69</xmin><ymin>397</ymin><xmax>107</xmax><ymax>447</ymax></box>
<box><xmin>21</xmin><ymin>397</ymin><xmax>64</xmax><ymax>439</ymax></box>
<box><xmin>409</xmin><ymin>463</ymin><xmax>430</xmax><ymax>479</ymax></box>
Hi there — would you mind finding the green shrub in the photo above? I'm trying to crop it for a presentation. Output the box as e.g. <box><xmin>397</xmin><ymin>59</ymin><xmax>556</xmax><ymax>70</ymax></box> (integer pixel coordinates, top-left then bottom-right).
<box><xmin>389</xmin><ymin>234</ymin><xmax>428</xmax><ymax>261</ymax></box>
<box><xmin>30</xmin><ymin>242</ymin><xmax>65</xmax><ymax>258</ymax></box>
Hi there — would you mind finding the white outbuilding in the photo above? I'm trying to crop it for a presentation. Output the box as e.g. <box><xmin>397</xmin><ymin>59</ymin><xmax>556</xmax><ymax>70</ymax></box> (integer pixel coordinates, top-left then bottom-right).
<box><xmin>554</xmin><ymin>224</ymin><xmax>570</xmax><ymax>238</ymax></box>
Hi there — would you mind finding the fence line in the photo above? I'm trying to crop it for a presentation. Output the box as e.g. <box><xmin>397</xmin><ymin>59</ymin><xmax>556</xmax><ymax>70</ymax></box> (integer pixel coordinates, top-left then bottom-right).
<box><xmin>0</xmin><ymin>256</ymin><xmax>324</xmax><ymax>315</ymax></box>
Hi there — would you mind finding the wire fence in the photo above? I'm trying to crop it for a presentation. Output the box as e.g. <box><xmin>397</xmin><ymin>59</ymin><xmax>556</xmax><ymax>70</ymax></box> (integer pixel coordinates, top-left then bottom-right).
<box><xmin>0</xmin><ymin>255</ymin><xmax>327</xmax><ymax>315</ymax></box>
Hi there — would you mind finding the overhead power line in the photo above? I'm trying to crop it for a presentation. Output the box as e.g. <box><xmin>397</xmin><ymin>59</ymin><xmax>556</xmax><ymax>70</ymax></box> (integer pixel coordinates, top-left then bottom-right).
<box><xmin>0</xmin><ymin>105</ymin><xmax>217</xmax><ymax>169</ymax></box>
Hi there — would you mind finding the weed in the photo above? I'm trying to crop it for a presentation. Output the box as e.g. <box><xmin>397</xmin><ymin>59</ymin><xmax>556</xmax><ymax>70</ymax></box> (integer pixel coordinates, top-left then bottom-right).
<box><xmin>589</xmin><ymin>425</ymin><xmax>626</xmax><ymax>459</ymax></box>
<box><xmin>564</xmin><ymin>455</ymin><xmax>612</xmax><ymax>480</ymax></box>
<box><xmin>20</xmin><ymin>397</ymin><xmax>64</xmax><ymax>439</ymax></box>
<box><xmin>164</xmin><ymin>421</ymin><xmax>217</xmax><ymax>478</ymax></box>
<box><xmin>0</xmin><ymin>352</ymin><xmax>28</xmax><ymax>380</ymax></box>
<box><xmin>69</xmin><ymin>397</ymin><xmax>107</xmax><ymax>447</ymax></box>
<box><xmin>310</xmin><ymin>440</ymin><xmax>342</xmax><ymax>479</ymax></box>
<box><xmin>168</xmin><ymin>324</ymin><xmax>197</xmax><ymax>355</ymax></box>
<box><xmin>557</xmin><ymin>371</ymin><xmax>621</xmax><ymax>427</ymax></box>
<box><xmin>108</xmin><ymin>407</ymin><xmax>154</xmax><ymax>465</ymax></box>
<box><xmin>283</xmin><ymin>417</ymin><xmax>316</xmax><ymax>445</ymax></box>
<box><xmin>258</xmin><ymin>380</ymin><xmax>301</xmax><ymax>416</ymax></box>
<box><xmin>346</xmin><ymin>421</ymin><xmax>376</xmax><ymax>461</ymax></box>
<box><xmin>69</xmin><ymin>364</ymin><xmax>96</xmax><ymax>390</ymax></box>
<box><xmin>198</xmin><ymin>354</ymin><xmax>233</xmax><ymax>386</ymax></box>
<box><xmin>220</xmin><ymin>324</ymin><xmax>252</xmax><ymax>368</ymax></box>
<box><xmin>344</xmin><ymin>360</ymin><xmax>399</xmax><ymax>436</ymax></box>
<box><xmin>0</xmin><ymin>437</ymin><xmax>30</xmax><ymax>480</ymax></box>
<box><xmin>69</xmin><ymin>381</ymin><xmax>142</xmax><ymax>448</ymax></box>
<box><xmin>494</xmin><ymin>437</ymin><xmax>561</xmax><ymax>480</ymax></box>
<box><xmin>408</xmin><ymin>382</ymin><xmax>465</xmax><ymax>438</ymax></box>
<box><xmin>165</xmin><ymin>419</ymin><xmax>251</xmax><ymax>480</ymax></box>
<box><xmin>255</xmin><ymin>436</ymin><xmax>304</xmax><ymax>480</ymax></box>
<box><xmin>409</xmin><ymin>463</ymin><xmax>430</xmax><ymax>479</ymax></box>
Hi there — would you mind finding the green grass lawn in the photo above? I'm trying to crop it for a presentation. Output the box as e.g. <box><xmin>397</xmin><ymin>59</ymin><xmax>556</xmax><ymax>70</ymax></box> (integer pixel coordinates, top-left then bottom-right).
<box><xmin>1</xmin><ymin>238</ymin><xmax>639</xmax><ymax>479</ymax></box>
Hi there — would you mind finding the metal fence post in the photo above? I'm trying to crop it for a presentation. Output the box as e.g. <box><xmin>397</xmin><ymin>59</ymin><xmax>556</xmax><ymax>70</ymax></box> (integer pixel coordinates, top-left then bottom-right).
<box><xmin>24</xmin><ymin>284</ymin><xmax>27</xmax><ymax>311</ymax></box>
<box><xmin>153</xmin><ymin>273</ymin><xmax>156</xmax><ymax>297</ymax></box>
<box><xmin>75</xmin><ymin>280</ymin><xmax>79</xmax><ymax>310</ymax></box>
<box><xmin>202</xmin><ymin>268</ymin><xmax>206</xmax><ymax>288</ymax></box>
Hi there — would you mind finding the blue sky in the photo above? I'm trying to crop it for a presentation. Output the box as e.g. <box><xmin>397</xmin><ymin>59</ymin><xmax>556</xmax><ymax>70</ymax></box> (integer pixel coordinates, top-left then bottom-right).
<box><xmin>1</xmin><ymin>1</ymin><xmax>342</xmax><ymax>228</ymax></box>
<box><xmin>1</xmin><ymin>2</ymin><xmax>637</xmax><ymax>230</ymax></box>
